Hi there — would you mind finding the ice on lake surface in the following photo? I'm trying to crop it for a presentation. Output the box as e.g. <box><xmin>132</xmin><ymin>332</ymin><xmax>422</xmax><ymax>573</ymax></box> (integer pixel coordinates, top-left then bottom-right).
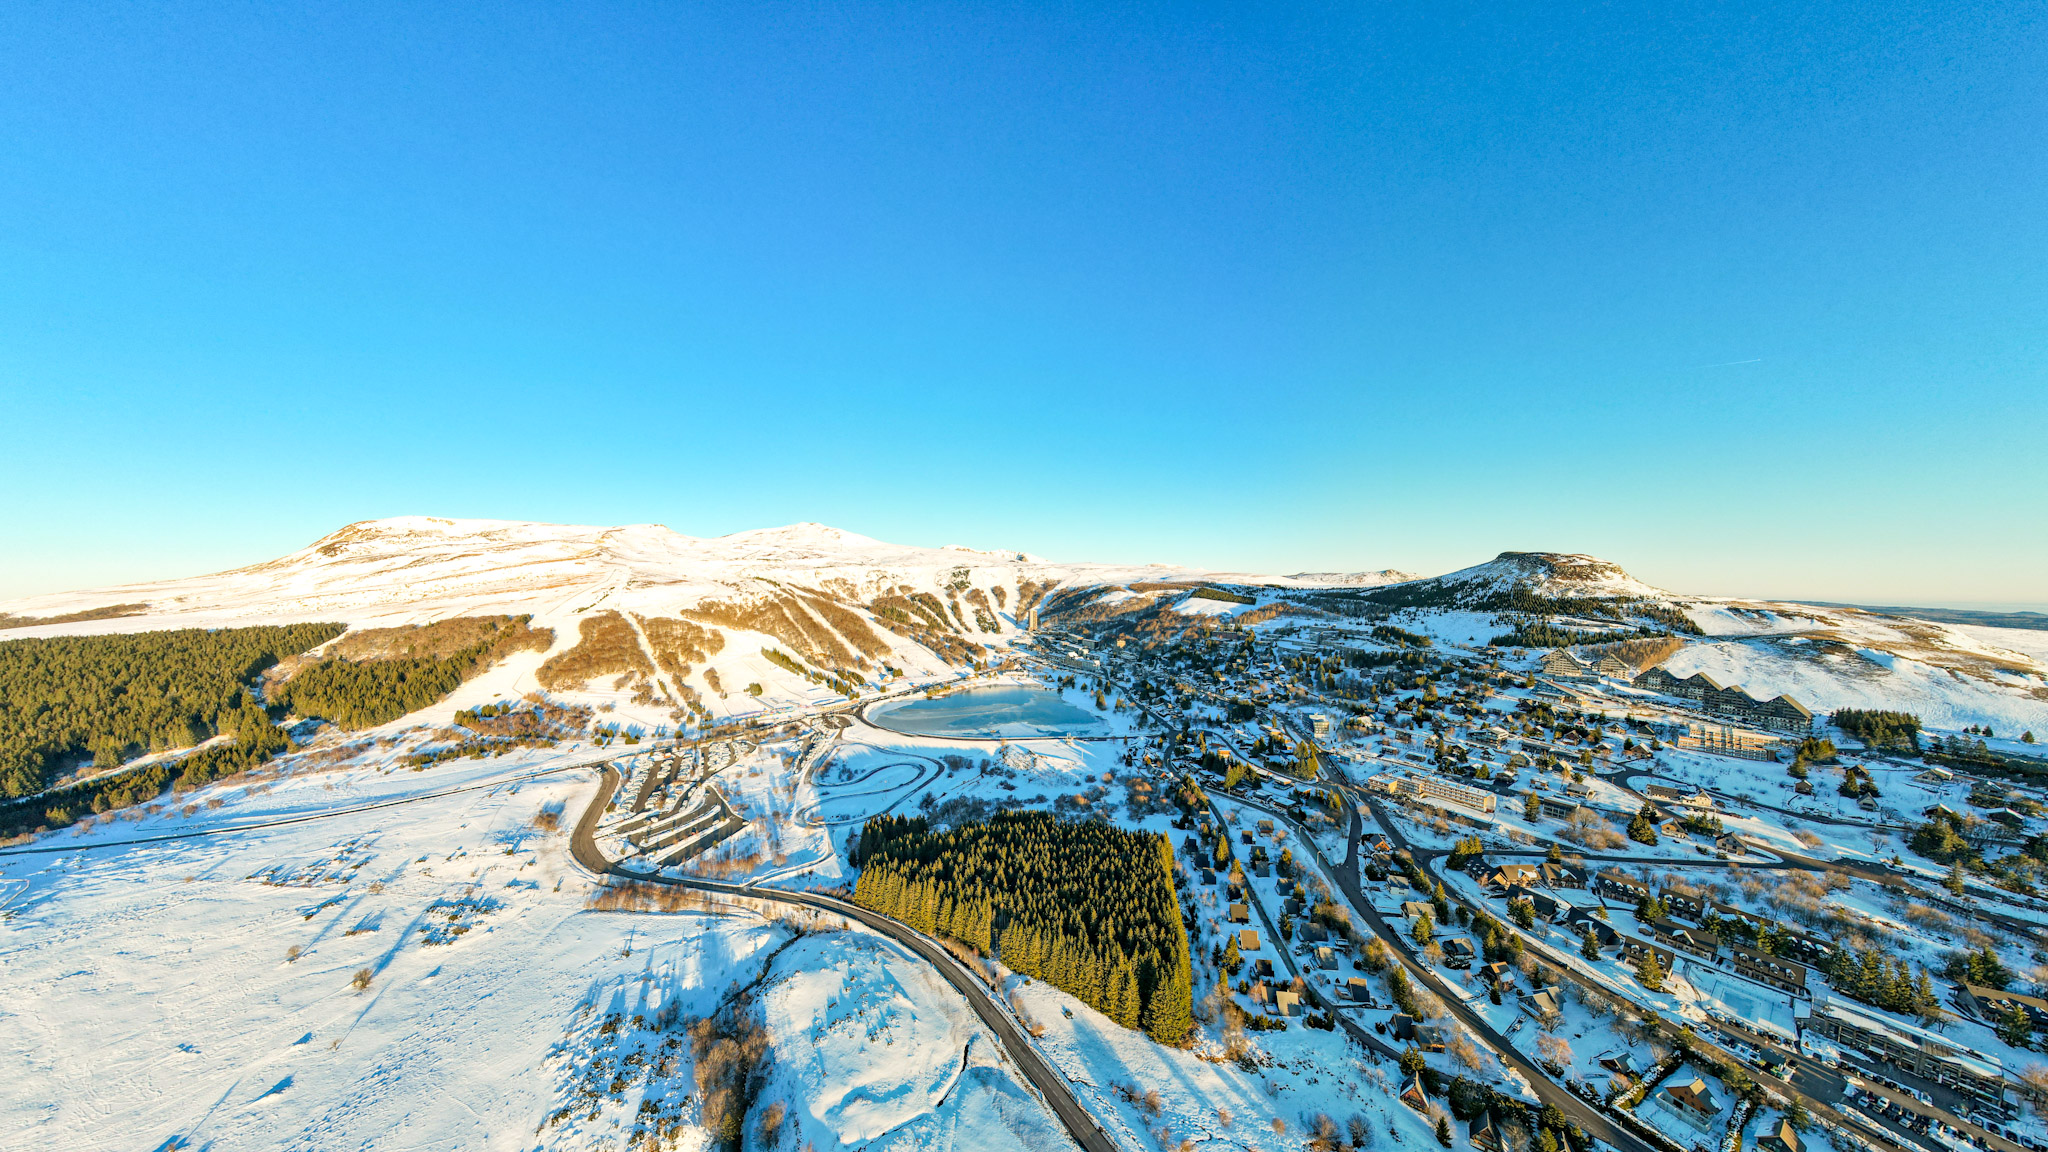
<box><xmin>867</xmin><ymin>686</ymin><xmax>1108</xmax><ymax>738</ymax></box>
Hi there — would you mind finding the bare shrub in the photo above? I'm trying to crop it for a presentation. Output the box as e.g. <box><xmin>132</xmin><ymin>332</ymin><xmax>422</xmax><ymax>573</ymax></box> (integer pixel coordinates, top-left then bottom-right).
<box><xmin>285</xmin><ymin>944</ymin><xmax>302</xmax><ymax>963</ymax></box>
<box><xmin>536</xmin><ymin>611</ymin><xmax>654</xmax><ymax>691</ymax></box>
<box><xmin>1216</xmin><ymin>1106</ymin><xmax>1233</xmax><ymax>1128</ymax></box>
<box><xmin>351</xmin><ymin>967</ymin><xmax>373</xmax><ymax>991</ymax></box>
<box><xmin>585</xmin><ymin>880</ymin><xmax>714</xmax><ymax>913</ymax></box>
<box><xmin>1793</xmin><ymin>830</ymin><xmax>1823</xmax><ymax>848</ymax></box>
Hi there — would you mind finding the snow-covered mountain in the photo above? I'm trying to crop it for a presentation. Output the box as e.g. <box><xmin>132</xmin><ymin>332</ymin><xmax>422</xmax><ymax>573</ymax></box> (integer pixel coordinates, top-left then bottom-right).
<box><xmin>5</xmin><ymin>521</ymin><xmax>2044</xmax><ymax>736</ymax></box>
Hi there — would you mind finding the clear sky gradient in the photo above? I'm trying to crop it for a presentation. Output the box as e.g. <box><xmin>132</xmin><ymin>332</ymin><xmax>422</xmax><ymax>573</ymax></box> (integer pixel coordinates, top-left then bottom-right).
<box><xmin>2</xmin><ymin>3</ymin><xmax>2042</xmax><ymax>605</ymax></box>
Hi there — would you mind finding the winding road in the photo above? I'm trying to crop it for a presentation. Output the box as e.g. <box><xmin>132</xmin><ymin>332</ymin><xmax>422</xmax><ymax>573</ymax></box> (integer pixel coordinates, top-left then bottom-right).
<box><xmin>568</xmin><ymin>765</ymin><xmax>1117</xmax><ymax>1152</ymax></box>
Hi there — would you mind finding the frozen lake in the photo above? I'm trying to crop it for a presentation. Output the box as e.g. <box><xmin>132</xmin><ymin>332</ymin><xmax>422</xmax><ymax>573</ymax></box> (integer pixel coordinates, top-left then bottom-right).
<box><xmin>866</xmin><ymin>685</ymin><xmax>1108</xmax><ymax>739</ymax></box>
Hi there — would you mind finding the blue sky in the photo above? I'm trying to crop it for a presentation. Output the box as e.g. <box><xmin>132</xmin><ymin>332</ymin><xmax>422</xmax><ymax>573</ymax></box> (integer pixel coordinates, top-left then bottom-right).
<box><xmin>2</xmin><ymin>3</ymin><xmax>2042</xmax><ymax>606</ymax></box>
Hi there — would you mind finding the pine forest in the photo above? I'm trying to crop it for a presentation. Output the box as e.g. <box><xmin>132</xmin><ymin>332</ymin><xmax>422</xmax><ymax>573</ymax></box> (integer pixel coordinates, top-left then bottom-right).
<box><xmin>850</xmin><ymin>810</ymin><xmax>1194</xmax><ymax>1045</ymax></box>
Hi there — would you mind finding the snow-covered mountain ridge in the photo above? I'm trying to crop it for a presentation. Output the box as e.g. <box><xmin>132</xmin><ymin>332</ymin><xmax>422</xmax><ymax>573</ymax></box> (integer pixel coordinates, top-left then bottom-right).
<box><xmin>5</xmin><ymin>519</ymin><xmax>2044</xmax><ymax>735</ymax></box>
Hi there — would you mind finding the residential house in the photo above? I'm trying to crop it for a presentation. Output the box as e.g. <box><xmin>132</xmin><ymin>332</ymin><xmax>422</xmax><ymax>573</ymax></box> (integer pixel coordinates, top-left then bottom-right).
<box><xmin>1538</xmin><ymin>795</ymin><xmax>1583</xmax><ymax>821</ymax></box>
<box><xmin>1488</xmin><ymin>864</ymin><xmax>1544</xmax><ymax>891</ymax></box>
<box><xmin>1657</xmin><ymin>1076</ymin><xmax>1721</xmax><ymax>1133</ymax></box>
<box><xmin>1344</xmin><ymin>976</ymin><xmax>1372</xmax><ymax>1002</ymax></box>
<box><xmin>1315</xmin><ymin>946</ymin><xmax>1338</xmax><ymax>970</ymax></box>
<box><xmin>1273</xmin><ymin>990</ymin><xmax>1301</xmax><ymax>1018</ymax></box>
<box><xmin>1441</xmin><ymin>938</ymin><xmax>1476</xmax><ymax>968</ymax></box>
<box><xmin>1228</xmin><ymin>902</ymin><xmax>1251</xmax><ymax>924</ymax></box>
<box><xmin>1390</xmin><ymin>1013</ymin><xmax>1420</xmax><ymax>1041</ymax></box>
<box><xmin>1522</xmin><ymin>987</ymin><xmax>1563</xmax><ymax>1023</ymax></box>
<box><xmin>1479</xmin><ymin>961</ymin><xmax>1516</xmax><ymax>989</ymax></box>
<box><xmin>1469</xmin><ymin>1115</ymin><xmax>1503</xmax><ymax>1152</ymax></box>
<box><xmin>1759</xmin><ymin>1119</ymin><xmax>1803</xmax><ymax>1152</ymax></box>
<box><xmin>1413</xmin><ymin>1023</ymin><xmax>1447</xmax><ymax>1052</ymax></box>
<box><xmin>1401</xmin><ymin>900</ymin><xmax>1436</xmax><ymax>922</ymax></box>
<box><xmin>1237</xmin><ymin>929</ymin><xmax>1261</xmax><ymax>951</ymax></box>
<box><xmin>1400</xmin><ymin>1074</ymin><xmax>1430</xmax><ymax>1111</ymax></box>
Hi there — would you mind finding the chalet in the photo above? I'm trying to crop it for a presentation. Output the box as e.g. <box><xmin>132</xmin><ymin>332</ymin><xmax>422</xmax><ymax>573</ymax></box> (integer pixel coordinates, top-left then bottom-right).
<box><xmin>1645</xmin><ymin>785</ymin><xmax>1715</xmax><ymax>813</ymax></box>
<box><xmin>1389</xmin><ymin>1013</ymin><xmax>1420</xmax><ymax>1041</ymax></box>
<box><xmin>1727</xmin><ymin>943</ymin><xmax>1807</xmax><ymax>995</ymax></box>
<box><xmin>1540</xmin><ymin>862</ymin><xmax>1588</xmax><ymax>889</ymax></box>
<box><xmin>1401</xmin><ymin>900</ymin><xmax>1435</xmax><ymax>922</ymax></box>
<box><xmin>1315</xmin><ymin>946</ymin><xmax>1338</xmax><ymax>970</ymax></box>
<box><xmin>1657</xmin><ymin>1076</ymin><xmax>1720</xmax><ymax>1133</ymax></box>
<box><xmin>1488</xmin><ymin>864</ymin><xmax>1544</xmax><ymax>891</ymax></box>
<box><xmin>1538</xmin><ymin>795</ymin><xmax>1583</xmax><ymax>820</ymax></box>
<box><xmin>1598</xmin><ymin>1051</ymin><xmax>1640</xmax><ymax>1077</ymax></box>
<box><xmin>1300</xmin><ymin>922</ymin><xmax>1330</xmax><ymax>944</ymax></box>
<box><xmin>1344</xmin><ymin>976</ymin><xmax>1372</xmax><ymax>1002</ymax></box>
<box><xmin>1254</xmin><ymin>958</ymin><xmax>1275</xmax><ymax>980</ymax></box>
<box><xmin>1284</xmin><ymin>897</ymin><xmax>1305</xmax><ymax>917</ymax></box>
<box><xmin>1521</xmin><ymin>988</ymin><xmax>1562</xmax><ymax>1023</ymax></box>
<box><xmin>1507</xmin><ymin>885</ymin><xmax>1567</xmax><ymax>923</ymax></box>
<box><xmin>1659</xmin><ymin>889</ymin><xmax>1707</xmax><ymax>922</ymax></box>
<box><xmin>1646</xmin><ymin>917</ymin><xmax>1720</xmax><ymax>959</ymax></box>
<box><xmin>1957</xmin><ymin>983</ymin><xmax>2048</xmax><ymax>1035</ymax></box>
<box><xmin>1479</xmin><ymin>961</ymin><xmax>1515</xmax><ymax>988</ymax></box>
<box><xmin>1413</xmin><ymin>1023</ymin><xmax>1447</xmax><ymax>1052</ymax></box>
<box><xmin>1620</xmin><ymin>935</ymin><xmax>1677</xmax><ymax>973</ymax></box>
<box><xmin>1715</xmin><ymin>833</ymin><xmax>1748</xmax><ymax>856</ymax></box>
<box><xmin>1253</xmin><ymin>862</ymin><xmax>1272</xmax><ymax>879</ymax></box>
<box><xmin>1759</xmin><ymin>1119</ymin><xmax>1803</xmax><ymax>1152</ymax></box>
<box><xmin>1273</xmin><ymin>990</ymin><xmax>1301</xmax><ymax>1017</ymax></box>
<box><xmin>1596</xmin><ymin>653</ymin><xmax>1638</xmax><ymax>680</ymax></box>
<box><xmin>1469</xmin><ymin>1114</ymin><xmax>1503</xmax><ymax>1152</ymax></box>
<box><xmin>1237</xmin><ymin>928</ymin><xmax>1261</xmax><ymax>951</ymax></box>
<box><xmin>1181</xmin><ymin>834</ymin><xmax>1201</xmax><ymax>856</ymax></box>
<box><xmin>1595</xmin><ymin>871</ymin><xmax>1653</xmax><ymax>904</ymax></box>
<box><xmin>1399</xmin><ymin>1074</ymin><xmax>1429</xmax><ymax>1111</ymax></box>
<box><xmin>1440</xmin><ymin>938</ymin><xmax>1476</xmax><ymax>968</ymax></box>
<box><xmin>1228</xmin><ymin>902</ymin><xmax>1251</xmax><ymax>924</ymax></box>
<box><xmin>1567</xmin><ymin>910</ymin><xmax>1620</xmax><ymax>950</ymax></box>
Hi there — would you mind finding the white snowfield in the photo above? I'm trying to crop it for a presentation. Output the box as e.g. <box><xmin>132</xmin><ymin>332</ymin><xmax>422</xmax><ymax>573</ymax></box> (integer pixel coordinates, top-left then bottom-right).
<box><xmin>0</xmin><ymin>753</ymin><xmax>1077</xmax><ymax>1152</ymax></box>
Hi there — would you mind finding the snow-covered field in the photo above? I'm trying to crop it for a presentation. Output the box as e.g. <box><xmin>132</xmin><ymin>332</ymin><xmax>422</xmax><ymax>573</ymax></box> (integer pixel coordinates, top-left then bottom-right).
<box><xmin>0</xmin><ymin>746</ymin><xmax>1074</xmax><ymax>1152</ymax></box>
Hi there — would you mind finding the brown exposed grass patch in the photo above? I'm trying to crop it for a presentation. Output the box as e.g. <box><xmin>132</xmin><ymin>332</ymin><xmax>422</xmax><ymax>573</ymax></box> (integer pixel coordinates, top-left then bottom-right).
<box><xmin>634</xmin><ymin>615</ymin><xmax>725</xmax><ymax>684</ymax></box>
<box><xmin>0</xmin><ymin>602</ymin><xmax>150</xmax><ymax>630</ymax></box>
<box><xmin>537</xmin><ymin>612</ymin><xmax>653</xmax><ymax>691</ymax></box>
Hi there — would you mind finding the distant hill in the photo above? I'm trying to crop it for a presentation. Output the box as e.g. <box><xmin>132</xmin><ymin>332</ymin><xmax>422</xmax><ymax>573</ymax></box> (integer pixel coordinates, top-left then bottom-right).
<box><xmin>1800</xmin><ymin>604</ymin><xmax>2048</xmax><ymax>633</ymax></box>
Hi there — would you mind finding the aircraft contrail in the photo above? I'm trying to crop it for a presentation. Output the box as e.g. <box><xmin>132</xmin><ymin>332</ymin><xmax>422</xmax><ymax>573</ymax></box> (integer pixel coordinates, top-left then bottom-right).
<box><xmin>1696</xmin><ymin>358</ymin><xmax>1764</xmax><ymax>368</ymax></box>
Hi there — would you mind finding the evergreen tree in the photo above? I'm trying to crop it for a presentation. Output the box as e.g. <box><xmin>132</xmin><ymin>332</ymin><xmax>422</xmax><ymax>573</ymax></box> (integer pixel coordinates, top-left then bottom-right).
<box><xmin>1998</xmin><ymin>1003</ymin><xmax>2034</xmax><ymax>1050</ymax></box>
<box><xmin>1581</xmin><ymin>932</ymin><xmax>1603</xmax><ymax>960</ymax></box>
<box><xmin>1637</xmin><ymin>948</ymin><xmax>1665</xmax><ymax>991</ymax></box>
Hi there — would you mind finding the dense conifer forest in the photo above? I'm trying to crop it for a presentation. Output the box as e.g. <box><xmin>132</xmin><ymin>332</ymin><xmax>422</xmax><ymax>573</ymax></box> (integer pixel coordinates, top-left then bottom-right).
<box><xmin>850</xmin><ymin>811</ymin><xmax>1193</xmax><ymax>1044</ymax></box>
<box><xmin>276</xmin><ymin>615</ymin><xmax>550</xmax><ymax>729</ymax></box>
<box><xmin>0</xmin><ymin>622</ymin><xmax>345</xmax><ymax>800</ymax></box>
